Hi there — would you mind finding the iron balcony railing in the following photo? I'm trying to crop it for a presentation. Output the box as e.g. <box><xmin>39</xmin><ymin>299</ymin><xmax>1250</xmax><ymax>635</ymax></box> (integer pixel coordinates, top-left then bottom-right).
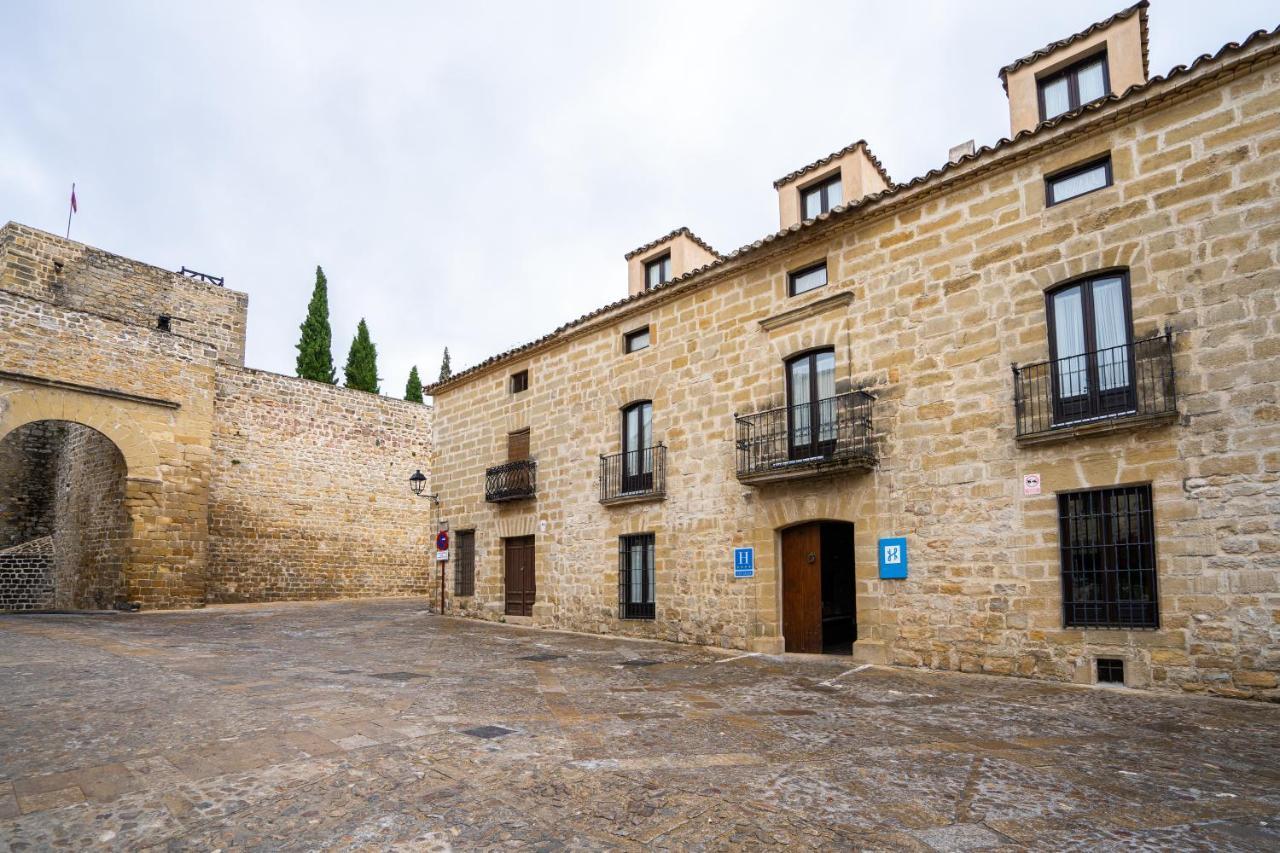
<box><xmin>735</xmin><ymin>390</ymin><xmax>875</xmax><ymax>482</ymax></box>
<box><xmin>485</xmin><ymin>459</ymin><xmax>537</xmax><ymax>502</ymax></box>
<box><xmin>1013</xmin><ymin>333</ymin><xmax>1175</xmax><ymax>439</ymax></box>
<box><xmin>600</xmin><ymin>444</ymin><xmax>666</xmax><ymax>503</ymax></box>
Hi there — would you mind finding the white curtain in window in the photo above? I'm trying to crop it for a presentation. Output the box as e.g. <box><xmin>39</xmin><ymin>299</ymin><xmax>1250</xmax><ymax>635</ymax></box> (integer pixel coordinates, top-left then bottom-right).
<box><xmin>1042</xmin><ymin>76</ymin><xmax>1070</xmax><ymax>119</ymax></box>
<box><xmin>1053</xmin><ymin>286</ymin><xmax>1087</xmax><ymax>397</ymax></box>
<box><xmin>1050</xmin><ymin>163</ymin><xmax>1108</xmax><ymax>204</ymax></box>
<box><xmin>827</xmin><ymin>179</ymin><xmax>843</xmax><ymax>208</ymax></box>
<box><xmin>645</xmin><ymin>540</ymin><xmax>655</xmax><ymax>603</ymax></box>
<box><xmin>816</xmin><ymin>352</ymin><xmax>836</xmax><ymax>441</ymax></box>
<box><xmin>629</xmin><ymin>542</ymin><xmax>645</xmax><ymax>604</ymax></box>
<box><xmin>1077</xmin><ymin>58</ymin><xmax>1107</xmax><ymax>103</ymax></box>
<box><xmin>1092</xmin><ymin>277</ymin><xmax>1129</xmax><ymax>390</ymax></box>
<box><xmin>790</xmin><ymin>359</ymin><xmax>811</xmax><ymax>447</ymax></box>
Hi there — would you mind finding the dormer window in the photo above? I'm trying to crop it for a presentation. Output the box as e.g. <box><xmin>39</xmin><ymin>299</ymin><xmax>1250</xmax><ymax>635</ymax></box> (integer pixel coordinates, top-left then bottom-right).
<box><xmin>1038</xmin><ymin>51</ymin><xmax>1109</xmax><ymax>122</ymax></box>
<box><xmin>644</xmin><ymin>253</ymin><xmax>672</xmax><ymax>290</ymax></box>
<box><xmin>800</xmin><ymin>172</ymin><xmax>843</xmax><ymax>220</ymax></box>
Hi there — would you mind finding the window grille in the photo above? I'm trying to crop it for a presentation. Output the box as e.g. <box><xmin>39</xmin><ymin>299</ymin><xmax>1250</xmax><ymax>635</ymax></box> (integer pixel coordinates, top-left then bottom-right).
<box><xmin>1058</xmin><ymin>485</ymin><xmax>1158</xmax><ymax>629</ymax></box>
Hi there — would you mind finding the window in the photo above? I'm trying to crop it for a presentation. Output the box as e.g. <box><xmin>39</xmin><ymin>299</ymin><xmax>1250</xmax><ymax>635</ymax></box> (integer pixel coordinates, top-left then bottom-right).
<box><xmin>156</xmin><ymin>315</ymin><xmax>172</xmax><ymax>332</ymax></box>
<box><xmin>788</xmin><ymin>261</ymin><xmax>828</xmax><ymax>297</ymax></box>
<box><xmin>1058</xmin><ymin>485</ymin><xmax>1157</xmax><ymax>629</ymax></box>
<box><xmin>644</xmin><ymin>253</ymin><xmax>672</xmax><ymax>289</ymax></box>
<box><xmin>1096</xmin><ymin>658</ymin><xmax>1125</xmax><ymax>684</ymax></box>
<box><xmin>510</xmin><ymin>370</ymin><xmax>529</xmax><ymax>394</ymax></box>
<box><xmin>454</xmin><ymin>530</ymin><xmax>475</xmax><ymax>597</ymax></box>
<box><xmin>621</xmin><ymin>401</ymin><xmax>653</xmax><ymax>493</ymax></box>
<box><xmin>624</xmin><ymin>326</ymin><xmax>650</xmax><ymax>353</ymax></box>
<box><xmin>800</xmin><ymin>172</ymin><xmax>842</xmax><ymax>220</ymax></box>
<box><xmin>1046</xmin><ymin>155</ymin><xmax>1112</xmax><ymax>206</ymax></box>
<box><xmin>1038</xmin><ymin>51</ymin><xmax>1110</xmax><ymax>121</ymax></box>
<box><xmin>618</xmin><ymin>533</ymin><xmax>655</xmax><ymax>619</ymax></box>
<box><xmin>1046</xmin><ymin>272</ymin><xmax>1134</xmax><ymax>424</ymax></box>
<box><xmin>786</xmin><ymin>349</ymin><xmax>836</xmax><ymax>459</ymax></box>
<box><xmin>507</xmin><ymin>428</ymin><xmax>530</xmax><ymax>461</ymax></box>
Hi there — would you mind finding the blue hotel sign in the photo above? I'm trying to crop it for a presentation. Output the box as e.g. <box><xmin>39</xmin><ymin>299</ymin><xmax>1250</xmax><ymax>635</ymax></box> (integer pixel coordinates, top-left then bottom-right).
<box><xmin>733</xmin><ymin>547</ymin><xmax>754</xmax><ymax>578</ymax></box>
<box><xmin>878</xmin><ymin>537</ymin><xmax>907</xmax><ymax>579</ymax></box>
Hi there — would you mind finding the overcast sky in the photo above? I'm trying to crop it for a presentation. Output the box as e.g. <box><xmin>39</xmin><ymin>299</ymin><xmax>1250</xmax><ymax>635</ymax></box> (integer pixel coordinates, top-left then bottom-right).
<box><xmin>4</xmin><ymin>1</ymin><xmax>1273</xmax><ymax>397</ymax></box>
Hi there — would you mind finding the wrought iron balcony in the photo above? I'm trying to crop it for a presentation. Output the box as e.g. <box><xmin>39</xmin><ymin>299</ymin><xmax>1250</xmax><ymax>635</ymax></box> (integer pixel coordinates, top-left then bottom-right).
<box><xmin>735</xmin><ymin>391</ymin><xmax>875</xmax><ymax>484</ymax></box>
<box><xmin>600</xmin><ymin>444</ymin><xmax>666</xmax><ymax>504</ymax></box>
<box><xmin>1013</xmin><ymin>333</ymin><xmax>1176</xmax><ymax>442</ymax></box>
<box><xmin>485</xmin><ymin>459</ymin><xmax>537</xmax><ymax>502</ymax></box>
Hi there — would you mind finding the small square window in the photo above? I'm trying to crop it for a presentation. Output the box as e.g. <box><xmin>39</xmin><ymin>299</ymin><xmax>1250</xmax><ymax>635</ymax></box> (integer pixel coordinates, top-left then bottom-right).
<box><xmin>644</xmin><ymin>253</ymin><xmax>672</xmax><ymax>290</ymax></box>
<box><xmin>510</xmin><ymin>370</ymin><xmax>529</xmax><ymax>394</ymax></box>
<box><xmin>1096</xmin><ymin>658</ymin><xmax>1125</xmax><ymax>684</ymax></box>
<box><xmin>1046</xmin><ymin>155</ymin><xmax>1112</xmax><ymax>206</ymax></box>
<box><xmin>800</xmin><ymin>172</ymin><xmax>842</xmax><ymax>220</ymax></box>
<box><xmin>1038</xmin><ymin>51</ymin><xmax>1110</xmax><ymax>122</ymax></box>
<box><xmin>624</xmin><ymin>326</ymin><xmax>650</xmax><ymax>353</ymax></box>
<box><xmin>788</xmin><ymin>261</ymin><xmax>828</xmax><ymax>297</ymax></box>
<box><xmin>156</xmin><ymin>315</ymin><xmax>172</xmax><ymax>332</ymax></box>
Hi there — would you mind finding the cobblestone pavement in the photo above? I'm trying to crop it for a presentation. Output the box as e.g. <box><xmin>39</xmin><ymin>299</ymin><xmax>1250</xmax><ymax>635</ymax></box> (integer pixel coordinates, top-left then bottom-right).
<box><xmin>2</xmin><ymin>600</ymin><xmax>1279</xmax><ymax>851</ymax></box>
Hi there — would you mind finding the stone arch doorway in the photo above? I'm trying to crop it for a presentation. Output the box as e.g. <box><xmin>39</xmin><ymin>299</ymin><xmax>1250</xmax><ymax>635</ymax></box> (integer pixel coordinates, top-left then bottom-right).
<box><xmin>0</xmin><ymin>420</ymin><xmax>130</xmax><ymax>611</ymax></box>
<box><xmin>779</xmin><ymin>520</ymin><xmax>857</xmax><ymax>654</ymax></box>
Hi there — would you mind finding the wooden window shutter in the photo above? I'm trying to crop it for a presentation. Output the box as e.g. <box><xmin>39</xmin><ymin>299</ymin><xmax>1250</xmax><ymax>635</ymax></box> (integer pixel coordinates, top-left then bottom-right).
<box><xmin>508</xmin><ymin>428</ymin><xmax>530</xmax><ymax>461</ymax></box>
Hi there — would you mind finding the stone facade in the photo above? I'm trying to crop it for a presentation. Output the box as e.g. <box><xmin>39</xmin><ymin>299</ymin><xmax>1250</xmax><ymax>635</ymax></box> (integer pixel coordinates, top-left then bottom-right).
<box><xmin>0</xmin><ymin>223</ymin><xmax>435</xmax><ymax>610</ymax></box>
<box><xmin>207</xmin><ymin>365</ymin><xmax>434</xmax><ymax>602</ymax></box>
<box><xmin>429</xmin><ymin>21</ymin><xmax>1280</xmax><ymax>699</ymax></box>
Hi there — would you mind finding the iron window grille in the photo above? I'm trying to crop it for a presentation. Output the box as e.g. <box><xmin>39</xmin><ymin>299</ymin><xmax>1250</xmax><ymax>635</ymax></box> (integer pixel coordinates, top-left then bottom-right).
<box><xmin>1045</xmin><ymin>155</ymin><xmax>1113</xmax><ymax>206</ymax></box>
<box><xmin>624</xmin><ymin>326</ymin><xmax>650</xmax><ymax>353</ymax></box>
<box><xmin>510</xmin><ymin>370</ymin><xmax>529</xmax><ymax>394</ymax></box>
<box><xmin>735</xmin><ymin>390</ymin><xmax>875</xmax><ymax>478</ymax></box>
<box><xmin>618</xmin><ymin>533</ymin><xmax>656</xmax><ymax>620</ymax></box>
<box><xmin>788</xmin><ymin>261</ymin><xmax>828</xmax><ymax>297</ymax></box>
<box><xmin>1037</xmin><ymin>50</ymin><xmax>1110</xmax><ymax>122</ymax></box>
<box><xmin>454</xmin><ymin>530</ymin><xmax>475</xmax><ymax>597</ymax></box>
<box><xmin>1058</xmin><ymin>485</ymin><xmax>1158</xmax><ymax>630</ymax></box>
<box><xmin>644</xmin><ymin>253</ymin><xmax>672</xmax><ymax>289</ymax></box>
<box><xmin>800</xmin><ymin>172</ymin><xmax>842</xmax><ymax>219</ymax></box>
<box><xmin>485</xmin><ymin>459</ymin><xmax>536</xmax><ymax>502</ymax></box>
<box><xmin>600</xmin><ymin>444</ymin><xmax>666</xmax><ymax>503</ymax></box>
<box><xmin>1014</xmin><ymin>332</ymin><xmax>1174</xmax><ymax>438</ymax></box>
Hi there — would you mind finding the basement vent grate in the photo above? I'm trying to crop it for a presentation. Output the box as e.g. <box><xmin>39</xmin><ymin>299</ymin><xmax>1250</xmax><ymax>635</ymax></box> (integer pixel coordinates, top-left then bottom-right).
<box><xmin>1096</xmin><ymin>658</ymin><xmax>1125</xmax><ymax>684</ymax></box>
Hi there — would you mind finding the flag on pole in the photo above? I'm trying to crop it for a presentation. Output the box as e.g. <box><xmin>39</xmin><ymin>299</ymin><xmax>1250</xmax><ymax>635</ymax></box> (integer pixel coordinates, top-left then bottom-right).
<box><xmin>66</xmin><ymin>183</ymin><xmax>77</xmax><ymax>238</ymax></box>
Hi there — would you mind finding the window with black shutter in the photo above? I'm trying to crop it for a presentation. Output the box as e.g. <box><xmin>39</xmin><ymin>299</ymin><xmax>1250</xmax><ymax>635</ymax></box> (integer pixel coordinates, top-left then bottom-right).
<box><xmin>1058</xmin><ymin>485</ymin><xmax>1158</xmax><ymax>629</ymax></box>
<box><xmin>618</xmin><ymin>533</ymin><xmax>655</xmax><ymax>619</ymax></box>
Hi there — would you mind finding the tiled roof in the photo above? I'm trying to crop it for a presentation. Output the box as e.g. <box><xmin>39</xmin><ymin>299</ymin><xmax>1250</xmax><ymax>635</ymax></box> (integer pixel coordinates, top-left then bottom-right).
<box><xmin>772</xmin><ymin>140</ymin><xmax>893</xmax><ymax>190</ymax></box>
<box><xmin>623</xmin><ymin>227</ymin><xmax>721</xmax><ymax>261</ymax></box>
<box><xmin>426</xmin><ymin>23</ymin><xmax>1280</xmax><ymax>396</ymax></box>
<box><xmin>998</xmin><ymin>2</ymin><xmax>1150</xmax><ymax>91</ymax></box>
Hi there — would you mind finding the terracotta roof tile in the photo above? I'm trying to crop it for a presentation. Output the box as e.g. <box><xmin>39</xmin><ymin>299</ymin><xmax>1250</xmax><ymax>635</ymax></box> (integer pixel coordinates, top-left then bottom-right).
<box><xmin>623</xmin><ymin>226</ymin><xmax>721</xmax><ymax>261</ymax></box>
<box><xmin>998</xmin><ymin>2</ymin><xmax>1150</xmax><ymax>92</ymax></box>
<box><xmin>426</xmin><ymin>24</ymin><xmax>1279</xmax><ymax>395</ymax></box>
<box><xmin>771</xmin><ymin>140</ymin><xmax>893</xmax><ymax>190</ymax></box>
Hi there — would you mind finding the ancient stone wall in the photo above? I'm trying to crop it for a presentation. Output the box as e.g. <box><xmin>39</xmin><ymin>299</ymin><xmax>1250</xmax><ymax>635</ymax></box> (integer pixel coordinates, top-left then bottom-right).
<box><xmin>50</xmin><ymin>423</ymin><xmax>129</xmax><ymax>609</ymax></box>
<box><xmin>431</xmin><ymin>47</ymin><xmax>1280</xmax><ymax>699</ymax></box>
<box><xmin>0</xmin><ymin>420</ymin><xmax>59</xmax><ymax>547</ymax></box>
<box><xmin>206</xmin><ymin>365</ymin><xmax>436</xmax><ymax>602</ymax></box>
<box><xmin>0</xmin><ymin>536</ymin><xmax>54</xmax><ymax>611</ymax></box>
<box><xmin>0</xmin><ymin>223</ymin><xmax>248</xmax><ymax>366</ymax></box>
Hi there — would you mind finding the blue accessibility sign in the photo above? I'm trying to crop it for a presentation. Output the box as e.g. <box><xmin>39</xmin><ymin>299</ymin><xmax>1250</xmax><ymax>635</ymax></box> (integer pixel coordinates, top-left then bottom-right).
<box><xmin>878</xmin><ymin>537</ymin><xmax>907</xmax><ymax>579</ymax></box>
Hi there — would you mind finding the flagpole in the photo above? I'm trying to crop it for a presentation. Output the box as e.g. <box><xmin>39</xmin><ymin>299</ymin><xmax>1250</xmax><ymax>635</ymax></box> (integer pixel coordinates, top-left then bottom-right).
<box><xmin>66</xmin><ymin>183</ymin><xmax>75</xmax><ymax>239</ymax></box>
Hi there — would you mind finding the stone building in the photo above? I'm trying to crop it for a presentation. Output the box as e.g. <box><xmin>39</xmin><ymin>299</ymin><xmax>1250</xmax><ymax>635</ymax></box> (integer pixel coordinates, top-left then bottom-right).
<box><xmin>0</xmin><ymin>222</ymin><xmax>435</xmax><ymax>610</ymax></box>
<box><xmin>427</xmin><ymin>3</ymin><xmax>1280</xmax><ymax>699</ymax></box>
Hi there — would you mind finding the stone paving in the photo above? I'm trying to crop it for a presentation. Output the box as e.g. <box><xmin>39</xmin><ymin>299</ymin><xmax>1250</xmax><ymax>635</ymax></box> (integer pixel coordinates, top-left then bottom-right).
<box><xmin>1</xmin><ymin>599</ymin><xmax>1279</xmax><ymax>851</ymax></box>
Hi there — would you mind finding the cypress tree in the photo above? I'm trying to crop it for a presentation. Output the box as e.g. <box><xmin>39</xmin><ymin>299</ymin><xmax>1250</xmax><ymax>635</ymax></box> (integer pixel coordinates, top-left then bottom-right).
<box><xmin>405</xmin><ymin>365</ymin><xmax>424</xmax><ymax>403</ymax></box>
<box><xmin>438</xmin><ymin>347</ymin><xmax>452</xmax><ymax>382</ymax></box>
<box><xmin>343</xmin><ymin>318</ymin><xmax>381</xmax><ymax>393</ymax></box>
<box><xmin>295</xmin><ymin>265</ymin><xmax>336</xmax><ymax>384</ymax></box>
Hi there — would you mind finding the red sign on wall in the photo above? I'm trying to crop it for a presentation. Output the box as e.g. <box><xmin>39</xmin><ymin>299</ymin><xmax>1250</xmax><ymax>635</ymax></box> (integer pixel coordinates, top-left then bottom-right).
<box><xmin>436</xmin><ymin>531</ymin><xmax>449</xmax><ymax>551</ymax></box>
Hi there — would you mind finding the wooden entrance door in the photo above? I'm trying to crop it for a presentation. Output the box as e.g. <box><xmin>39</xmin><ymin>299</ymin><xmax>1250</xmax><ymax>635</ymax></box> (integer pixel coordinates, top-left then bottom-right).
<box><xmin>504</xmin><ymin>536</ymin><xmax>536</xmax><ymax>617</ymax></box>
<box><xmin>782</xmin><ymin>523</ymin><xmax>823</xmax><ymax>653</ymax></box>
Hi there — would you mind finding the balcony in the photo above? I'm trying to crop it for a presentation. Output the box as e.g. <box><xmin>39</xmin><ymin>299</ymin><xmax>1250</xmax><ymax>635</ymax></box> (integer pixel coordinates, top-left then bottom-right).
<box><xmin>600</xmin><ymin>445</ymin><xmax>666</xmax><ymax>504</ymax></box>
<box><xmin>1013</xmin><ymin>333</ymin><xmax>1176</xmax><ymax>443</ymax></box>
<box><xmin>735</xmin><ymin>391</ymin><xmax>875</xmax><ymax>484</ymax></box>
<box><xmin>485</xmin><ymin>459</ymin><xmax>537</xmax><ymax>502</ymax></box>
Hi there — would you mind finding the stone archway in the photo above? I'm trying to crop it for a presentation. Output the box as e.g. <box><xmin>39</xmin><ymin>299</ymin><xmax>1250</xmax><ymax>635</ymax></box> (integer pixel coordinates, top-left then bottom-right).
<box><xmin>0</xmin><ymin>420</ymin><xmax>130</xmax><ymax>610</ymax></box>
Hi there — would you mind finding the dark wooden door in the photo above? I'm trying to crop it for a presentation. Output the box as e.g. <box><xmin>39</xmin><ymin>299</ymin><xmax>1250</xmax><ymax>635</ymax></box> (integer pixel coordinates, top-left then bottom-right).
<box><xmin>782</xmin><ymin>523</ymin><xmax>823</xmax><ymax>653</ymax></box>
<box><xmin>504</xmin><ymin>536</ymin><xmax>536</xmax><ymax>616</ymax></box>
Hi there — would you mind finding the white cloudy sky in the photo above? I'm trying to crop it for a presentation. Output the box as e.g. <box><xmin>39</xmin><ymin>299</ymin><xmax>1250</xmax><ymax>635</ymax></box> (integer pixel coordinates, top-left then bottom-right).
<box><xmin>4</xmin><ymin>0</ymin><xmax>1273</xmax><ymax>397</ymax></box>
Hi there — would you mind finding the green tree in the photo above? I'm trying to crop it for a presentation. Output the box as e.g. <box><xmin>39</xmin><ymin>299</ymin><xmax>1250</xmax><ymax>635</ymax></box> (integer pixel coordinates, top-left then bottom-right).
<box><xmin>295</xmin><ymin>265</ymin><xmax>336</xmax><ymax>384</ymax></box>
<box><xmin>438</xmin><ymin>346</ymin><xmax>452</xmax><ymax>382</ymax></box>
<box><xmin>343</xmin><ymin>318</ymin><xmax>381</xmax><ymax>393</ymax></box>
<box><xmin>405</xmin><ymin>365</ymin><xmax>424</xmax><ymax>403</ymax></box>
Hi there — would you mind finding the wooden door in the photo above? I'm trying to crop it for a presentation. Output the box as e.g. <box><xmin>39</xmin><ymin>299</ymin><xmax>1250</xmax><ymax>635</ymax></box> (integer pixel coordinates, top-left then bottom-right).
<box><xmin>782</xmin><ymin>523</ymin><xmax>823</xmax><ymax>653</ymax></box>
<box><xmin>504</xmin><ymin>536</ymin><xmax>536</xmax><ymax>616</ymax></box>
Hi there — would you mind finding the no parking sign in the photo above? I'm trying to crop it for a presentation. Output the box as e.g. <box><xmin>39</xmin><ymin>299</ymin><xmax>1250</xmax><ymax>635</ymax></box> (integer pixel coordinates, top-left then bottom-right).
<box><xmin>436</xmin><ymin>530</ymin><xmax>449</xmax><ymax>562</ymax></box>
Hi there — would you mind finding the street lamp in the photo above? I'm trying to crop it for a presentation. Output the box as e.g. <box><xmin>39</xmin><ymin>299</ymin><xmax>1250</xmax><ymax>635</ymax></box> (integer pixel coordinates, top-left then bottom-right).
<box><xmin>407</xmin><ymin>470</ymin><xmax>444</xmax><ymax>614</ymax></box>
